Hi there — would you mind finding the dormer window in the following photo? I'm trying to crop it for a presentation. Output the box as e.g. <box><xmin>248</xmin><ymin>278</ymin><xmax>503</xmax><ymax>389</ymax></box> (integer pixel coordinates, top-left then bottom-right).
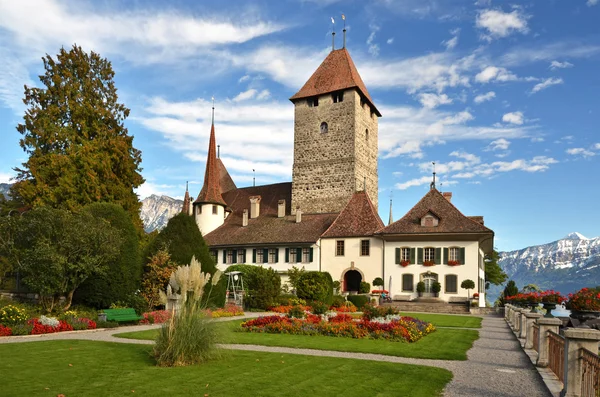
<box><xmin>332</xmin><ymin>91</ymin><xmax>344</xmax><ymax>103</ymax></box>
<box><xmin>420</xmin><ymin>212</ymin><xmax>439</xmax><ymax>227</ymax></box>
<box><xmin>308</xmin><ymin>96</ymin><xmax>319</xmax><ymax>107</ymax></box>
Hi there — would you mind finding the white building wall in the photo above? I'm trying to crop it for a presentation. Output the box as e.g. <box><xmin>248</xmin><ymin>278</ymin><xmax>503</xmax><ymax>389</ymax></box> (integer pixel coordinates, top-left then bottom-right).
<box><xmin>320</xmin><ymin>237</ymin><xmax>383</xmax><ymax>291</ymax></box>
<box><xmin>384</xmin><ymin>240</ymin><xmax>481</xmax><ymax>303</ymax></box>
<box><xmin>194</xmin><ymin>204</ymin><xmax>225</xmax><ymax>236</ymax></box>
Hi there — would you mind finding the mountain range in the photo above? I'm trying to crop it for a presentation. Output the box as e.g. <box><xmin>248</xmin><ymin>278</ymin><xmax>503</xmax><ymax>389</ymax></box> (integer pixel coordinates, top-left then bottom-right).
<box><xmin>139</xmin><ymin>194</ymin><xmax>183</xmax><ymax>233</ymax></box>
<box><xmin>0</xmin><ymin>183</ymin><xmax>11</xmax><ymax>199</ymax></box>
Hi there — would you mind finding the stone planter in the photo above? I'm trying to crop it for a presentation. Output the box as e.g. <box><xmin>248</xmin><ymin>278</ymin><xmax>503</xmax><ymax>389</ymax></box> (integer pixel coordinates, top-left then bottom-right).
<box><xmin>569</xmin><ymin>310</ymin><xmax>600</xmax><ymax>327</ymax></box>
<box><xmin>541</xmin><ymin>302</ymin><xmax>556</xmax><ymax>318</ymax></box>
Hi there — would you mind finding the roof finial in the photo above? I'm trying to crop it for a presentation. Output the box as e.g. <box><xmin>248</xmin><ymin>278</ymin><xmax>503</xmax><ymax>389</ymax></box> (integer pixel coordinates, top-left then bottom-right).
<box><xmin>217</xmin><ymin>144</ymin><xmax>220</xmax><ymax>159</ymax></box>
<box><xmin>253</xmin><ymin>168</ymin><xmax>255</xmax><ymax>187</ymax></box>
<box><xmin>388</xmin><ymin>192</ymin><xmax>393</xmax><ymax>226</ymax></box>
<box><xmin>331</xmin><ymin>17</ymin><xmax>336</xmax><ymax>51</ymax></box>
<box><xmin>430</xmin><ymin>162</ymin><xmax>436</xmax><ymax>190</ymax></box>
<box><xmin>186</xmin><ymin>180</ymin><xmax>189</xmax><ymax>192</ymax></box>
<box><xmin>342</xmin><ymin>14</ymin><xmax>346</xmax><ymax>48</ymax></box>
<box><xmin>211</xmin><ymin>95</ymin><xmax>215</xmax><ymax>125</ymax></box>
<box><xmin>363</xmin><ymin>176</ymin><xmax>366</xmax><ymax>191</ymax></box>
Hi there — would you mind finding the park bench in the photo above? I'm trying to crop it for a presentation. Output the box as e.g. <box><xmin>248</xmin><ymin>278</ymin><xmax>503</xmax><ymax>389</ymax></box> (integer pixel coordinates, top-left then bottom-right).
<box><xmin>102</xmin><ymin>308</ymin><xmax>143</xmax><ymax>323</ymax></box>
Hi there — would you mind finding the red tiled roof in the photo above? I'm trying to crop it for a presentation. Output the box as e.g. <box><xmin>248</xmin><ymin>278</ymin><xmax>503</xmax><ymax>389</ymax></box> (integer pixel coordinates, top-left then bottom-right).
<box><xmin>195</xmin><ymin>124</ymin><xmax>226</xmax><ymax>206</ymax></box>
<box><xmin>321</xmin><ymin>191</ymin><xmax>384</xmax><ymax>238</ymax></box>
<box><xmin>290</xmin><ymin>48</ymin><xmax>381</xmax><ymax>117</ymax></box>
<box><xmin>378</xmin><ymin>189</ymin><xmax>493</xmax><ymax>235</ymax></box>
<box><xmin>217</xmin><ymin>158</ymin><xmax>236</xmax><ymax>193</ymax></box>
<box><xmin>204</xmin><ymin>182</ymin><xmax>339</xmax><ymax>246</ymax></box>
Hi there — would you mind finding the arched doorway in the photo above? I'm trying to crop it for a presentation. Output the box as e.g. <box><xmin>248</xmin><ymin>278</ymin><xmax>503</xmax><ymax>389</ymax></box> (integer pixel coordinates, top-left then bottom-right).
<box><xmin>421</xmin><ymin>273</ymin><xmax>438</xmax><ymax>298</ymax></box>
<box><xmin>344</xmin><ymin>270</ymin><xmax>362</xmax><ymax>292</ymax></box>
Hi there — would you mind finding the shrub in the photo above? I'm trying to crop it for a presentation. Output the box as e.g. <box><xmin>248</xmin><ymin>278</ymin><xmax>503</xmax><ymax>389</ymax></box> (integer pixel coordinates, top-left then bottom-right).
<box><xmin>0</xmin><ymin>305</ymin><xmax>28</xmax><ymax>325</ymax></box>
<box><xmin>295</xmin><ymin>271</ymin><xmax>333</xmax><ymax>305</ymax></box>
<box><xmin>276</xmin><ymin>294</ymin><xmax>306</xmax><ymax>307</ymax></box>
<box><xmin>96</xmin><ymin>320</ymin><xmax>119</xmax><ymax>329</ymax></box>
<box><xmin>331</xmin><ymin>295</ymin><xmax>346</xmax><ymax>308</ymax></box>
<box><xmin>432</xmin><ymin>282</ymin><xmax>441</xmax><ymax>294</ymax></box>
<box><xmin>309</xmin><ymin>301</ymin><xmax>329</xmax><ymax>315</ymax></box>
<box><xmin>287</xmin><ymin>305</ymin><xmax>306</xmax><ymax>319</ymax></box>
<box><xmin>9</xmin><ymin>323</ymin><xmax>33</xmax><ymax>335</ymax></box>
<box><xmin>362</xmin><ymin>304</ymin><xmax>399</xmax><ymax>320</ymax></box>
<box><xmin>372</xmin><ymin>277</ymin><xmax>384</xmax><ymax>288</ymax></box>
<box><xmin>346</xmin><ymin>294</ymin><xmax>369</xmax><ymax>310</ymax></box>
<box><xmin>359</xmin><ymin>281</ymin><xmax>371</xmax><ymax>294</ymax></box>
<box><xmin>74</xmin><ymin>203</ymin><xmax>141</xmax><ymax>309</ymax></box>
<box><xmin>214</xmin><ymin>264</ymin><xmax>280</xmax><ymax>310</ymax></box>
<box><xmin>416</xmin><ymin>282</ymin><xmax>425</xmax><ymax>293</ymax></box>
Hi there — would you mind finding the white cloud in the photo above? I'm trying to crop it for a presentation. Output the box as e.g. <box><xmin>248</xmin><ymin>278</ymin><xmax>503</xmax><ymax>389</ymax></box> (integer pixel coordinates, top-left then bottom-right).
<box><xmin>476</xmin><ymin>9</ymin><xmax>529</xmax><ymax>40</ymax></box>
<box><xmin>395</xmin><ymin>176</ymin><xmax>434</xmax><ymax>190</ymax></box>
<box><xmin>549</xmin><ymin>61</ymin><xmax>573</xmax><ymax>70</ymax></box>
<box><xmin>0</xmin><ymin>171</ymin><xmax>15</xmax><ymax>184</ymax></box>
<box><xmin>418</xmin><ymin>93</ymin><xmax>452</xmax><ymax>109</ymax></box>
<box><xmin>566</xmin><ymin>148</ymin><xmax>595</xmax><ymax>157</ymax></box>
<box><xmin>474</xmin><ymin>91</ymin><xmax>496</xmax><ymax>104</ymax></box>
<box><xmin>256</xmin><ymin>89</ymin><xmax>271</xmax><ymax>100</ymax></box>
<box><xmin>475</xmin><ymin>66</ymin><xmax>518</xmax><ymax>83</ymax></box>
<box><xmin>135</xmin><ymin>181</ymin><xmax>178</xmax><ymax>200</ymax></box>
<box><xmin>233</xmin><ymin>89</ymin><xmax>257</xmax><ymax>102</ymax></box>
<box><xmin>387</xmin><ymin>38</ymin><xmax>394</xmax><ymax>44</ymax></box>
<box><xmin>442</xmin><ymin>29</ymin><xmax>460</xmax><ymax>50</ymax></box>
<box><xmin>531</xmin><ymin>77</ymin><xmax>563</xmax><ymax>94</ymax></box>
<box><xmin>367</xmin><ymin>24</ymin><xmax>380</xmax><ymax>57</ymax></box>
<box><xmin>449</xmin><ymin>151</ymin><xmax>481</xmax><ymax>164</ymax></box>
<box><xmin>594</xmin><ymin>143</ymin><xmax>600</xmax><ymax>150</ymax></box>
<box><xmin>588</xmin><ymin>0</ymin><xmax>598</xmax><ymax>6</ymax></box>
<box><xmin>502</xmin><ymin>111</ymin><xmax>524</xmax><ymax>125</ymax></box>
<box><xmin>238</xmin><ymin>75</ymin><xmax>250</xmax><ymax>83</ymax></box>
<box><xmin>486</xmin><ymin>138</ymin><xmax>511</xmax><ymax>151</ymax></box>
<box><xmin>501</xmin><ymin>41</ymin><xmax>600</xmax><ymax>67</ymax></box>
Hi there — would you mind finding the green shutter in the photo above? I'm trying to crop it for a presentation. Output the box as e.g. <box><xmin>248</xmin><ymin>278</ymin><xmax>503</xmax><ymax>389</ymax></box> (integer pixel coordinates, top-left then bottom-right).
<box><xmin>232</xmin><ymin>249</ymin><xmax>237</xmax><ymax>264</ymax></box>
<box><xmin>222</xmin><ymin>250</ymin><xmax>226</xmax><ymax>263</ymax></box>
<box><xmin>252</xmin><ymin>249</ymin><xmax>256</xmax><ymax>263</ymax></box>
<box><xmin>242</xmin><ymin>250</ymin><xmax>247</xmax><ymax>263</ymax></box>
<box><xmin>285</xmin><ymin>248</ymin><xmax>289</xmax><ymax>263</ymax></box>
<box><xmin>395</xmin><ymin>248</ymin><xmax>400</xmax><ymax>264</ymax></box>
<box><xmin>434</xmin><ymin>248</ymin><xmax>441</xmax><ymax>264</ymax></box>
<box><xmin>296</xmin><ymin>248</ymin><xmax>302</xmax><ymax>262</ymax></box>
<box><xmin>275</xmin><ymin>249</ymin><xmax>279</xmax><ymax>263</ymax></box>
<box><xmin>443</xmin><ymin>248</ymin><xmax>449</xmax><ymax>264</ymax></box>
<box><xmin>309</xmin><ymin>247</ymin><xmax>314</xmax><ymax>262</ymax></box>
<box><xmin>410</xmin><ymin>248</ymin><xmax>415</xmax><ymax>264</ymax></box>
<box><xmin>460</xmin><ymin>248</ymin><xmax>466</xmax><ymax>264</ymax></box>
<box><xmin>263</xmin><ymin>249</ymin><xmax>268</xmax><ymax>264</ymax></box>
<box><xmin>417</xmin><ymin>248</ymin><xmax>423</xmax><ymax>264</ymax></box>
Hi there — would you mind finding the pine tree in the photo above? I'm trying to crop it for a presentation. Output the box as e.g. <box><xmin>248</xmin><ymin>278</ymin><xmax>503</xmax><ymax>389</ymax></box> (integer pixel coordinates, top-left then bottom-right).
<box><xmin>12</xmin><ymin>45</ymin><xmax>144</xmax><ymax>231</ymax></box>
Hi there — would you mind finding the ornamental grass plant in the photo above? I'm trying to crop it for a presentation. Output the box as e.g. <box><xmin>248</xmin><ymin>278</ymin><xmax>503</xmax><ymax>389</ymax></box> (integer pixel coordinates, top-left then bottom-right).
<box><xmin>153</xmin><ymin>256</ymin><xmax>222</xmax><ymax>367</ymax></box>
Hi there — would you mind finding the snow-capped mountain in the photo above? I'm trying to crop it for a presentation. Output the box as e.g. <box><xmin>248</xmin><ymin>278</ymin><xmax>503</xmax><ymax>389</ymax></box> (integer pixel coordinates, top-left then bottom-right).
<box><xmin>140</xmin><ymin>194</ymin><xmax>183</xmax><ymax>232</ymax></box>
<box><xmin>0</xmin><ymin>183</ymin><xmax>11</xmax><ymax>199</ymax></box>
<box><xmin>488</xmin><ymin>233</ymin><xmax>600</xmax><ymax>303</ymax></box>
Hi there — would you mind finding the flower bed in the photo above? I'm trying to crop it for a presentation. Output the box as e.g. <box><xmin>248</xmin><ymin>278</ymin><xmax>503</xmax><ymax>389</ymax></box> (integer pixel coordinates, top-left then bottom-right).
<box><xmin>269</xmin><ymin>305</ymin><xmax>311</xmax><ymax>314</ymax></box>
<box><xmin>567</xmin><ymin>287</ymin><xmax>600</xmax><ymax>311</ymax></box>
<box><xmin>140</xmin><ymin>310</ymin><xmax>172</xmax><ymax>324</ymax></box>
<box><xmin>206</xmin><ymin>305</ymin><xmax>245</xmax><ymax>318</ymax></box>
<box><xmin>0</xmin><ymin>312</ymin><xmax>97</xmax><ymax>336</ymax></box>
<box><xmin>240</xmin><ymin>313</ymin><xmax>435</xmax><ymax>343</ymax></box>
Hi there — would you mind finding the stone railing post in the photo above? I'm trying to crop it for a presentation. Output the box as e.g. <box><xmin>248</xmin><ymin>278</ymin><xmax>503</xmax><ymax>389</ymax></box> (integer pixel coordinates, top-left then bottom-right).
<box><xmin>524</xmin><ymin>312</ymin><xmax>543</xmax><ymax>349</ymax></box>
<box><xmin>515</xmin><ymin>308</ymin><xmax>524</xmax><ymax>333</ymax></box>
<box><xmin>512</xmin><ymin>308</ymin><xmax>520</xmax><ymax>332</ymax></box>
<box><xmin>505</xmin><ymin>304</ymin><xmax>512</xmax><ymax>322</ymax></box>
<box><xmin>561</xmin><ymin>328</ymin><xmax>600</xmax><ymax>397</ymax></box>
<box><xmin>519</xmin><ymin>309</ymin><xmax>530</xmax><ymax>339</ymax></box>
<box><xmin>536</xmin><ymin>318</ymin><xmax>562</xmax><ymax>367</ymax></box>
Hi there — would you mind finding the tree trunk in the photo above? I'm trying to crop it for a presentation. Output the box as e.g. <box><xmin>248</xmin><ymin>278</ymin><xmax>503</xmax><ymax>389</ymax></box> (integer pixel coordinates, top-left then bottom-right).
<box><xmin>62</xmin><ymin>290</ymin><xmax>75</xmax><ymax>311</ymax></box>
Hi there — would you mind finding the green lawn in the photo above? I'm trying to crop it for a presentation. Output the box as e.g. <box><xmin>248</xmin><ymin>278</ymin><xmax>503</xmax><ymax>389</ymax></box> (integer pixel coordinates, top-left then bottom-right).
<box><xmin>400</xmin><ymin>312</ymin><xmax>482</xmax><ymax>328</ymax></box>
<box><xmin>116</xmin><ymin>319</ymin><xmax>479</xmax><ymax>360</ymax></box>
<box><xmin>0</xmin><ymin>340</ymin><xmax>452</xmax><ymax>397</ymax></box>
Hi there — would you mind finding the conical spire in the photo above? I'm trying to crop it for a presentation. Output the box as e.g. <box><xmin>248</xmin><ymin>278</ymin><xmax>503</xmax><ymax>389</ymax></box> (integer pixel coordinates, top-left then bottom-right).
<box><xmin>388</xmin><ymin>198</ymin><xmax>393</xmax><ymax>226</ymax></box>
<box><xmin>195</xmin><ymin>119</ymin><xmax>226</xmax><ymax>206</ymax></box>
<box><xmin>181</xmin><ymin>181</ymin><xmax>191</xmax><ymax>214</ymax></box>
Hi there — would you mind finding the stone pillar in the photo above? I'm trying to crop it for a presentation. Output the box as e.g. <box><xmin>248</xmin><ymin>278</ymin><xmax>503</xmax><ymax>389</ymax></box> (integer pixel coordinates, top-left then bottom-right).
<box><xmin>519</xmin><ymin>309</ymin><xmax>531</xmax><ymax>339</ymax></box>
<box><xmin>524</xmin><ymin>312</ymin><xmax>543</xmax><ymax>349</ymax></box>
<box><xmin>513</xmin><ymin>308</ymin><xmax>522</xmax><ymax>333</ymax></box>
<box><xmin>505</xmin><ymin>304</ymin><xmax>511</xmax><ymax>321</ymax></box>
<box><xmin>536</xmin><ymin>317</ymin><xmax>562</xmax><ymax>367</ymax></box>
<box><xmin>561</xmin><ymin>328</ymin><xmax>600</xmax><ymax>397</ymax></box>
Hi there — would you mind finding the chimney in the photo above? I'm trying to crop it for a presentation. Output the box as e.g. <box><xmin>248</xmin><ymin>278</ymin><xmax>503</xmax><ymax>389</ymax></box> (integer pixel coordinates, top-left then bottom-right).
<box><xmin>296</xmin><ymin>206</ymin><xmax>302</xmax><ymax>223</ymax></box>
<box><xmin>443</xmin><ymin>192</ymin><xmax>452</xmax><ymax>202</ymax></box>
<box><xmin>242</xmin><ymin>209</ymin><xmax>248</xmax><ymax>227</ymax></box>
<box><xmin>278</xmin><ymin>200</ymin><xmax>286</xmax><ymax>218</ymax></box>
<box><xmin>249</xmin><ymin>196</ymin><xmax>261</xmax><ymax>219</ymax></box>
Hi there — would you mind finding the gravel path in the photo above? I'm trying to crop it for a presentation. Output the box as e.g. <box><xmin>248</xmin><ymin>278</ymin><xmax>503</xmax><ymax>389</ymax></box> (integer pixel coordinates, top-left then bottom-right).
<box><xmin>0</xmin><ymin>313</ymin><xmax>551</xmax><ymax>396</ymax></box>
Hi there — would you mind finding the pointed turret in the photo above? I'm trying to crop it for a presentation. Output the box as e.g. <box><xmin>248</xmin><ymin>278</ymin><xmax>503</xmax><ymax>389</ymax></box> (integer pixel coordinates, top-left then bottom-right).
<box><xmin>181</xmin><ymin>181</ymin><xmax>191</xmax><ymax>215</ymax></box>
<box><xmin>388</xmin><ymin>198</ymin><xmax>393</xmax><ymax>226</ymax></box>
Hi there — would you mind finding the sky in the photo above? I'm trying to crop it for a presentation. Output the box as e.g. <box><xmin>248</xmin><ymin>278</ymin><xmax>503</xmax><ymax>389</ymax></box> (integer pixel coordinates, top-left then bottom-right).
<box><xmin>0</xmin><ymin>0</ymin><xmax>599</xmax><ymax>252</ymax></box>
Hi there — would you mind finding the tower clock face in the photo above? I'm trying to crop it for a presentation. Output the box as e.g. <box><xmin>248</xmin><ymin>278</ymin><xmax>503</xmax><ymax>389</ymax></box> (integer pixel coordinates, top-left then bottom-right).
<box><xmin>320</xmin><ymin>122</ymin><xmax>328</xmax><ymax>134</ymax></box>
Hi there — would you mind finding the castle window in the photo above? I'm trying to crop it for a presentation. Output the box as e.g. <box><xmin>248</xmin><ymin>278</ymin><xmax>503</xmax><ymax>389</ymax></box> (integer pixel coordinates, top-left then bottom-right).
<box><xmin>308</xmin><ymin>97</ymin><xmax>319</xmax><ymax>107</ymax></box>
<box><xmin>332</xmin><ymin>91</ymin><xmax>344</xmax><ymax>103</ymax></box>
<box><xmin>401</xmin><ymin>248</ymin><xmax>411</xmax><ymax>262</ymax></box>
<box><xmin>365</xmin><ymin>129</ymin><xmax>369</xmax><ymax>141</ymax></box>
<box><xmin>360</xmin><ymin>240</ymin><xmax>370</xmax><ymax>256</ymax></box>
<box><xmin>402</xmin><ymin>274</ymin><xmax>414</xmax><ymax>292</ymax></box>
<box><xmin>268</xmin><ymin>248</ymin><xmax>278</xmax><ymax>264</ymax></box>
<box><xmin>256</xmin><ymin>249</ymin><xmax>264</xmax><ymax>263</ymax></box>
<box><xmin>360</xmin><ymin>96</ymin><xmax>366</xmax><ymax>108</ymax></box>
<box><xmin>237</xmin><ymin>250</ymin><xmax>246</xmax><ymax>264</ymax></box>
<box><xmin>424</xmin><ymin>247</ymin><xmax>435</xmax><ymax>262</ymax></box>
<box><xmin>336</xmin><ymin>240</ymin><xmax>345</xmax><ymax>256</ymax></box>
<box><xmin>320</xmin><ymin>122</ymin><xmax>328</xmax><ymax>134</ymax></box>
<box><xmin>445</xmin><ymin>275</ymin><xmax>458</xmax><ymax>293</ymax></box>
<box><xmin>212</xmin><ymin>205</ymin><xmax>218</xmax><ymax>214</ymax></box>
<box><xmin>197</xmin><ymin>206</ymin><xmax>202</xmax><ymax>215</ymax></box>
<box><xmin>289</xmin><ymin>248</ymin><xmax>297</xmax><ymax>263</ymax></box>
<box><xmin>302</xmin><ymin>247</ymin><xmax>311</xmax><ymax>263</ymax></box>
<box><xmin>449</xmin><ymin>247</ymin><xmax>460</xmax><ymax>262</ymax></box>
<box><xmin>226</xmin><ymin>250</ymin><xmax>234</xmax><ymax>264</ymax></box>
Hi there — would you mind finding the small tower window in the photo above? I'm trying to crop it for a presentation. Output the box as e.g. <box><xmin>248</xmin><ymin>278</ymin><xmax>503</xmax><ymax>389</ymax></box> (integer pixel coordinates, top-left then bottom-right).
<box><xmin>332</xmin><ymin>91</ymin><xmax>344</xmax><ymax>103</ymax></box>
<box><xmin>320</xmin><ymin>122</ymin><xmax>328</xmax><ymax>134</ymax></box>
<box><xmin>365</xmin><ymin>129</ymin><xmax>369</xmax><ymax>141</ymax></box>
<box><xmin>197</xmin><ymin>206</ymin><xmax>202</xmax><ymax>215</ymax></box>
<box><xmin>308</xmin><ymin>97</ymin><xmax>319</xmax><ymax>107</ymax></box>
<box><xmin>212</xmin><ymin>205</ymin><xmax>218</xmax><ymax>214</ymax></box>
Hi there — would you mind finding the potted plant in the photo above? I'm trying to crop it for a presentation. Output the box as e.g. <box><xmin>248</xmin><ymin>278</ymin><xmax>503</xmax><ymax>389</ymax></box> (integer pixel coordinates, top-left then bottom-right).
<box><xmin>461</xmin><ymin>279</ymin><xmax>475</xmax><ymax>299</ymax></box>
<box><xmin>447</xmin><ymin>260</ymin><xmax>460</xmax><ymax>266</ymax></box>
<box><xmin>372</xmin><ymin>277</ymin><xmax>384</xmax><ymax>290</ymax></box>
<box><xmin>539</xmin><ymin>290</ymin><xmax>565</xmax><ymax>318</ymax></box>
<box><xmin>416</xmin><ymin>281</ymin><xmax>425</xmax><ymax>297</ymax></box>
<box><xmin>400</xmin><ymin>260</ymin><xmax>410</xmax><ymax>267</ymax></box>
<box><xmin>566</xmin><ymin>287</ymin><xmax>600</xmax><ymax>325</ymax></box>
<box><xmin>431</xmin><ymin>282</ymin><xmax>441</xmax><ymax>297</ymax></box>
<box><xmin>359</xmin><ymin>281</ymin><xmax>371</xmax><ymax>294</ymax></box>
<box><xmin>423</xmin><ymin>260</ymin><xmax>435</xmax><ymax>267</ymax></box>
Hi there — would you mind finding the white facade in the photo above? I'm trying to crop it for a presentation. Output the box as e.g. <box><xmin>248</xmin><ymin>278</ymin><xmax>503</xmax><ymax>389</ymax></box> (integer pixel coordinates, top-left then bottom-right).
<box><xmin>194</xmin><ymin>203</ymin><xmax>226</xmax><ymax>236</ymax></box>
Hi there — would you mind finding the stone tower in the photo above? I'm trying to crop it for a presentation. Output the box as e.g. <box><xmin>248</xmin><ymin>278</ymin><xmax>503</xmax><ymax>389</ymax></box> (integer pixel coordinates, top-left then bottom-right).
<box><xmin>289</xmin><ymin>48</ymin><xmax>381</xmax><ymax>214</ymax></box>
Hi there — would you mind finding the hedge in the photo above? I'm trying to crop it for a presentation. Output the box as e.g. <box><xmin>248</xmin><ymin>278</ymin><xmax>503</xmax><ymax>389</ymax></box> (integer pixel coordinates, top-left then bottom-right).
<box><xmin>214</xmin><ymin>264</ymin><xmax>280</xmax><ymax>310</ymax></box>
<box><xmin>295</xmin><ymin>271</ymin><xmax>333</xmax><ymax>305</ymax></box>
<box><xmin>346</xmin><ymin>294</ymin><xmax>369</xmax><ymax>310</ymax></box>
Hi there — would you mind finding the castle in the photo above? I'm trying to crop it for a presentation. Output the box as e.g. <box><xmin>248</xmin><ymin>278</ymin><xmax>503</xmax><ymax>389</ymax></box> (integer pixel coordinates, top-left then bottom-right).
<box><xmin>182</xmin><ymin>40</ymin><xmax>494</xmax><ymax>306</ymax></box>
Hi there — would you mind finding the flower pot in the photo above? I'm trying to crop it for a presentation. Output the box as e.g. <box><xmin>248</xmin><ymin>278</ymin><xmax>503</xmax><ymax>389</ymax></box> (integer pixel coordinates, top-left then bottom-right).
<box><xmin>541</xmin><ymin>302</ymin><xmax>556</xmax><ymax>318</ymax></box>
<box><xmin>528</xmin><ymin>303</ymin><xmax>540</xmax><ymax>313</ymax></box>
<box><xmin>569</xmin><ymin>310</ymin><xmax>600</xmax><ymax>327</ymax></box>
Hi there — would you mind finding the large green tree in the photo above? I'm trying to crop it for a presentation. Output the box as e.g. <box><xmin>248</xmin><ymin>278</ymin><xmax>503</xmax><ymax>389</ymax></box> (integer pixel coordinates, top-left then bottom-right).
<box><xmin>11</xmin><ymin>45</ymin><xmax>144</xmax><ymax>231</ymax></box>
<box><xmin>484</xmin><ymin>250</ymin><xmax>507</xmax><ymax>289</ymax></box>
<box><xmin>12</xmin><ymin>207</ymin><xmax>122</xmax><ymax>312</ymax></box>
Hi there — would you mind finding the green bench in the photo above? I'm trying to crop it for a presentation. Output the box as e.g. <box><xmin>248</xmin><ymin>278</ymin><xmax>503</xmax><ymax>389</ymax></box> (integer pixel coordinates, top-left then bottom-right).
<box><xmin>102</xmin><ymin>308</ymin><xmax>143</xmax><ymax>323</ymax></box>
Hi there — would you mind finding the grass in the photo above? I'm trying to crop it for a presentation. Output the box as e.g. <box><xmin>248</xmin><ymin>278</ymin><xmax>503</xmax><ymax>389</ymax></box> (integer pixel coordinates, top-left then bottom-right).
<box><xmin>0</xmin><ymin>340</ymin><xmax>452</xmax><ymax>397</ymax></box>
<box><xmin>116</xmin><ymin>318</ymin><xmax>479</xmax><ymax>360</ymax></box>
<box><xmin>400</xmin><ymin>312</ymin><xmax>482</xmax><ymax>328</ymax></box>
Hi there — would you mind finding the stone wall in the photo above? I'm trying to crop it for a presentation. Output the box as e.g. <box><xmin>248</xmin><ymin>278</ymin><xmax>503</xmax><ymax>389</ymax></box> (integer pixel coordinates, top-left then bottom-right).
<box><xmin>291</xmin><ymin>89</ymin><xmax>379</xmax><ymax>214</ymax></box>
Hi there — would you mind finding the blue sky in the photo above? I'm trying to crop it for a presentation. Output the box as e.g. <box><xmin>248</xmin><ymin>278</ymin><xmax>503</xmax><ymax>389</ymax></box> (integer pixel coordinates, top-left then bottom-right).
<box><xmin>0</xmin><ymin>0</ymin><xmax>599</xmax><ymax>251</ymax></box>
